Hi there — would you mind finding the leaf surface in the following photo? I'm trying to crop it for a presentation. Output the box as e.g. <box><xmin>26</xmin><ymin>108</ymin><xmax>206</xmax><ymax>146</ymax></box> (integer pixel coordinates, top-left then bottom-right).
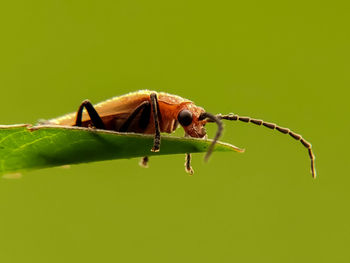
<box><xmin>0</xmin><ymin>124</ymin><xmax>244</xmax><ymax>174</ymax></box>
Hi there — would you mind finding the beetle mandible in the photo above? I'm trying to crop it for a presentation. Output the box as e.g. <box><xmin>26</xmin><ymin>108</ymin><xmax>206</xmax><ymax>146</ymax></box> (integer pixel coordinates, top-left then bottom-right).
<box><xmin>48</xmin><ymin>90</ymin><xmax>316</xmax><ymax>178</ymax></box>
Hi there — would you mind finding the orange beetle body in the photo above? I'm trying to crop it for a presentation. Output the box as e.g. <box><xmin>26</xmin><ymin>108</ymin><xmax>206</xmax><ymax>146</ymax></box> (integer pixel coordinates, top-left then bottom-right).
<box><xmin>50</xmin><ymin>90</ymin><xmax>207</xmax><ymax>138</ymax></box>
<box><xmin>48</xmin><ymin>90</ymin><xmax>316</xmax><ymax>178</ymax></box>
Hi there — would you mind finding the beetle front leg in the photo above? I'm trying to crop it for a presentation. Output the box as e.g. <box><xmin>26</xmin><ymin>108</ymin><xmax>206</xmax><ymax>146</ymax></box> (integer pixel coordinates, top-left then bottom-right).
<box><xmin>185</xmin><ymin>153</ymin><xmax>194</xmax><ymax>175</ymax></box>
<box><xmin>150</xmin><ymin>93</ymin><xmax>161</xmax><ymax>152</ymax></box>
<box><xmin>183</xmin><ymin>133</ymin><xmax>194</xmax><ymax>175</ymax></box>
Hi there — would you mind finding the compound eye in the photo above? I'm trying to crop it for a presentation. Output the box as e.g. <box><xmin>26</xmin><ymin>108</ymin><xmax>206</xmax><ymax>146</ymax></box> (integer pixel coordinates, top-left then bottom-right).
<box><xmin>177</xmin><ymin>110</ymin><xmax>193</xmax><ymax>126</ymax></box>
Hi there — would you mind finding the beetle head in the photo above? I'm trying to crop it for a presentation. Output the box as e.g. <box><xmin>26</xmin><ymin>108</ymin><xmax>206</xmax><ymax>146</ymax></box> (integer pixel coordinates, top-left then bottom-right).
<box><xmin>177</xmin><ymin>104</ymin><xmax>207</xmax><ymax>138</ymax></box>
<box><xmin>177</xmin><ymin>103</ymin><xmax>225</xmax><ymax>162</ymax></box>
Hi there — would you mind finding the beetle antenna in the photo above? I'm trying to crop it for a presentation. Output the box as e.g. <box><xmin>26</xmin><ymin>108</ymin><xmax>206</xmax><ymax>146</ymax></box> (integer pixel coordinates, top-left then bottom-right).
<box><xmin>199</xmin><ymin>112</ymin><xmax>224</xmax><ymax>162</ymax></box>
<box><xmin>212</xmin><ymin>113</ymin><xmax>316</xmax><ymax>178</ymax></box>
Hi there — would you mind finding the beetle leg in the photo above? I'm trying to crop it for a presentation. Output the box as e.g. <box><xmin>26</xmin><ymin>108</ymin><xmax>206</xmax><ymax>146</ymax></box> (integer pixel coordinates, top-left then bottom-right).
<box><xmin>139</xmin><ymin>156</ymin><xmax>149</xmax><ymax>168</ymax></box>
<box><xmin>75</xmin><ymin>100</ymin><xmax>105</xmax><ymax>129</ymax></box>
<box><xmin>183</xmin><ymin>133</ymin><xmax>194</xmax><ymax>175</ymax></box>
<box><xmin>117</xmin><ymin>101</ymin><xmax>152</xmax><ymax>169</ymax></box>
<box><xmin>185</xmin><ymin>153</ymin><xmax>194</xmax><ymax>175</ymax></box>
<box><xmin>150</xmin><ymin>93</ymin><xmax>161</xmax><ymax>152</ymax></box>
<box><xmin>119</xmin><ymin>101</ymin><xmax>151</xmax><ymax>132</ymax></box>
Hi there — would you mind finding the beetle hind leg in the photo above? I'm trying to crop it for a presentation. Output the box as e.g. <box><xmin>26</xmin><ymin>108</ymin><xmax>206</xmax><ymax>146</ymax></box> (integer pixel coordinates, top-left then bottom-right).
<box><xmin>75</xmin><ymin>99</ymin><xmax>105</xmax><ymax>129</ymax></box>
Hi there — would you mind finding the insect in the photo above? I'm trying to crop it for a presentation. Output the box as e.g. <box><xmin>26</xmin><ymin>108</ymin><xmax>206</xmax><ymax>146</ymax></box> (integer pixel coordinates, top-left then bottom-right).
<box><xmin>48</xmin><ymin>90</ymin><xmax>316</xmax><ymax>178</ymax></box>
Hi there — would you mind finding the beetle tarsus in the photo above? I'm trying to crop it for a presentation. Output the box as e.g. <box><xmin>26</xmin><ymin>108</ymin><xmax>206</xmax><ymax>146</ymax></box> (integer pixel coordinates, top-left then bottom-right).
<box><xmin>139</xmin><ymin>156</ymin><xmax>149</xmax><ymax>168</ymax></box>
<box><xmin>151</xmin><ymin>146</ymin><xmax>160</xmax><ymax>152</ymax></box>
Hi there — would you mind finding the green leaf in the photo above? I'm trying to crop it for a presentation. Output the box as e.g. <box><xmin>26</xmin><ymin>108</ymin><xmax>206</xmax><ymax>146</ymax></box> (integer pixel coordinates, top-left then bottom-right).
<box><xmin>0</xmin><ymin>124</ymin><xmax>244</xmax><ymax>175</ymax></box>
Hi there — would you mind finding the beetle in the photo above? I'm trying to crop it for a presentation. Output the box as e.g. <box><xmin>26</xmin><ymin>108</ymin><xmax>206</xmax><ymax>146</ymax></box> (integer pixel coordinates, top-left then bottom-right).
<box><xmin>48</xmin><ymin>90</ymin><xmax>316</xmax><ymax>178</ymax></box>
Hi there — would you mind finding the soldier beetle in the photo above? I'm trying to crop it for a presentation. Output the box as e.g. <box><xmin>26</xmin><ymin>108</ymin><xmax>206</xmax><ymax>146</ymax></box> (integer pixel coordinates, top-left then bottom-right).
<box><xmin>48</xmin><ymin>90</ymin><xmax>316</xmax><ymax>178</ymax></box>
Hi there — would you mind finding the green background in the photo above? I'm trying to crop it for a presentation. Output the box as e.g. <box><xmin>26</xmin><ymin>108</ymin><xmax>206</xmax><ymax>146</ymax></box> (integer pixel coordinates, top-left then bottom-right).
<box><xmin>0</xmin><ymin>1</ymin><xmax>348</xmax><ymax>262</ymax></box>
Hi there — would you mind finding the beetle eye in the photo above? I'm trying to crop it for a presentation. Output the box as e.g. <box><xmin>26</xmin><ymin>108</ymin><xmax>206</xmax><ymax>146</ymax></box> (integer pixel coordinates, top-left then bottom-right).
<box><xmin>177</xmin><ymin>110</ymin><xmax>193</xmax><ymax>126</ymax></box>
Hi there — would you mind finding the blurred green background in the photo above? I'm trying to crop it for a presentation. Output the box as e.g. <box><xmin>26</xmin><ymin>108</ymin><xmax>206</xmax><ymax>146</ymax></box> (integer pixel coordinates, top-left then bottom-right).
<box><xmin>0</xmin><ymin>1</ymin><xmax>349</xmax><ymax>262</ymax></box>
